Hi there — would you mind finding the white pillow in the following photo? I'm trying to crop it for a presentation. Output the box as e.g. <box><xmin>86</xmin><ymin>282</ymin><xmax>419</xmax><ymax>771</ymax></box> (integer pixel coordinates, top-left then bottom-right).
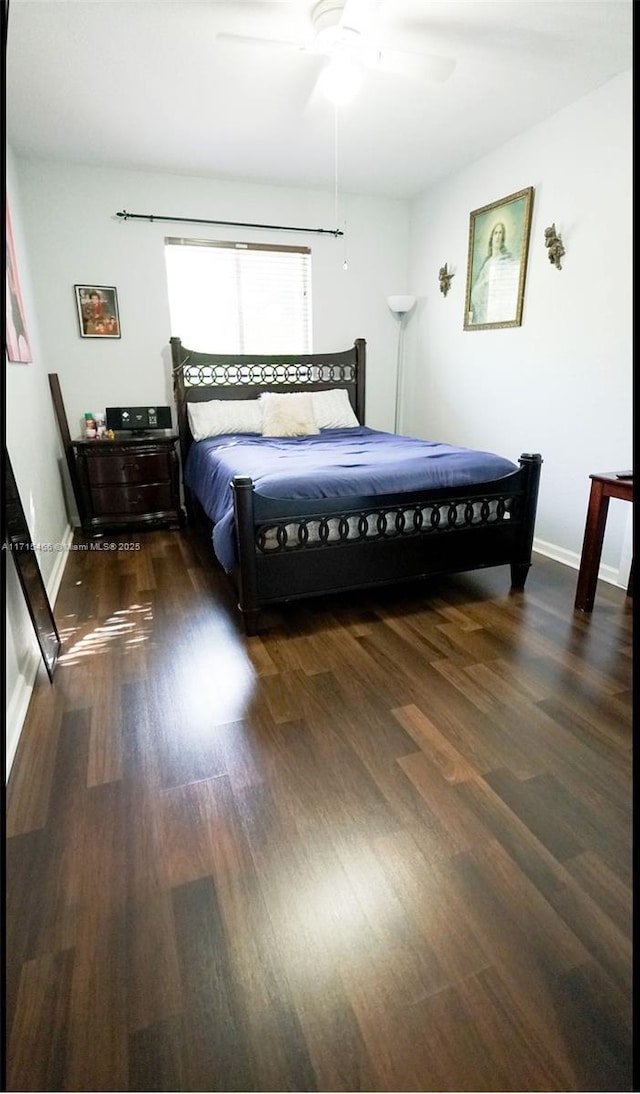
<box><xmin>260</xmin><ymin>392</ymin><xmax>319</xmax><ymax>437</ymax></box>
<box><xmin>187</xmin><ymin>398</ymin><xmax>262</xmax><ymax>440</ymax></box>
<box><xmin>312</xmin><ymin>388</ymin><xmax>360</xmax><ymax>429</ymax></box>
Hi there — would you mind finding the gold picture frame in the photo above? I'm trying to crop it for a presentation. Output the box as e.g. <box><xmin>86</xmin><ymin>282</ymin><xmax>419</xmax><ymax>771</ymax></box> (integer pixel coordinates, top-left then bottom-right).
<box><xmin>464</xmin><ymin>187</ymin><xmax>534</xmax><ymax>331</ymax></box>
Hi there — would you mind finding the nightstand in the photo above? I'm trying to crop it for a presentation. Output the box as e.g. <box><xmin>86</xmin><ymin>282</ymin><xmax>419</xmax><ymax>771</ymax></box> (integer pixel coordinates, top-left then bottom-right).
<box><xmin>72</xmin><ymin>430</ymin><xmax>182</xmax><ymax>535</ymax></box>
<box><xmin>574</xmin><ymin>471</ymin><xmax>633</xmax><ymax>611</ymax></box>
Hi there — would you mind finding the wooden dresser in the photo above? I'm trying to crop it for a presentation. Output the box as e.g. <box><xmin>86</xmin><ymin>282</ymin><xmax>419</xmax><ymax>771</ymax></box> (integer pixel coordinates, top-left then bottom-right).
<box><xmin>72</xmin><ymin>430</ymin><xmax>182</xmax><ymax>535</ymax></box>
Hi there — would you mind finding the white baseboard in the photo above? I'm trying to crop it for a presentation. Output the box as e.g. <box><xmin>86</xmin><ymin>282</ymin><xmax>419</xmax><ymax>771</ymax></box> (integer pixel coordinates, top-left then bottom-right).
<box><xmin>533</xmin><ymin>536</ymin><xmax>626</xmax><ymax>588</ymax></box>
<box><xmin>5</xmin><ymin>652</ymin><xmax>41</xmax><ymax>780</ymax></box>
<box><xmin>5</xmin><ymin>523</ymin><xmax>74</xmax><ymax>783</ymax></box>
<box><xmin>46</xmin><ymin>522</ymin><xmax>75</xmax><ymax>603</ymax></box>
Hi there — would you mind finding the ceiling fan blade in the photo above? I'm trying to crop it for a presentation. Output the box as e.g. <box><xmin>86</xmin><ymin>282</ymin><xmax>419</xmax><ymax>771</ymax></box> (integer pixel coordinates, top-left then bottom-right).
<box><xmin>370</xmin><ymin>48</ymin><xmax>456</xmax><ymax>83</ymax></box>
<box><xmin>215</xmin><ymin>32</ymin><xmax>308</xmax><ymax>51</ymax></box>
<box><xmin>212</xmin><ymin>1</ymin><xmax>298</xmax><ymax>8</ymax></box>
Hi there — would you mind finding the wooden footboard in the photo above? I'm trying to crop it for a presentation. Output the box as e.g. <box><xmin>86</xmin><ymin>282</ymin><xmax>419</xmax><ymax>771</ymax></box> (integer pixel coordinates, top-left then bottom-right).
<box><xmin>231</xmin><ymin>453</ymin><xmax>542</xmax><ymax>634</ymax></box>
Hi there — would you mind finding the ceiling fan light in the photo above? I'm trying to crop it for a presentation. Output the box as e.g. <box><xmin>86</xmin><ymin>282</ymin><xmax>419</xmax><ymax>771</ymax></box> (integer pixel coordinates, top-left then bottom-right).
<box><xmin>318</xmin><ymin>56</ymin><xmax>364</xmax><ymax>103</ymax></box>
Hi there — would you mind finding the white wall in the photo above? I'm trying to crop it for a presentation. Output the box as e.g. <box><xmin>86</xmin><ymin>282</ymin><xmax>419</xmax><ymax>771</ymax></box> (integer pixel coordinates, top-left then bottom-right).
<box><xmin>5</xmin><ymin>145</ymin><xmax>72</xmax><ymax>777</ymax></box>
<box><xmin>405</xmin><ymin>71</ymin><xmax>632</xmax><ymax>583</ymax></box>
<box><xmin>14</xmin><ymin>162</ymin><xmax>410</xmax><ymax>437</ymax></box>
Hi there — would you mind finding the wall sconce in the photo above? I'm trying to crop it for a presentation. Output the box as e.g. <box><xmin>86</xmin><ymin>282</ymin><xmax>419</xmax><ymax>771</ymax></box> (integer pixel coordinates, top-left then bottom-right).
<box><xmin>387</xmin><ymin>295</ymin><xmax>416</xmax><ymax>434</ymax></box>
<box><xmin>438</xmin><ymin>263</ymin><xmax>454</xmax><ymax>297</ymax></box>
<box><xmin>544</xmin><ymin>224</ymin><xmax>565</xmax><ymax>270</ymax></box>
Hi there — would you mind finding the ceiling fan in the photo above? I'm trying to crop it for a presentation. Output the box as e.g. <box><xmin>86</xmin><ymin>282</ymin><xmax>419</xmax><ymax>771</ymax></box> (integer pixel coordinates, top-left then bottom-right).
<box><xmin>214</xmin><ymin>0</ymin><xmax>456</xmax><ymax>104</ymax></box>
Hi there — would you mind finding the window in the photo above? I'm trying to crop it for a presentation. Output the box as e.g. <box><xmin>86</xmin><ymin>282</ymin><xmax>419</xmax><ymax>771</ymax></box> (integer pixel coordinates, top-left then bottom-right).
<box><xmin>164</xmin><ymin>238</ymin><xmax>312</xmax><ymax>354</ymax></box>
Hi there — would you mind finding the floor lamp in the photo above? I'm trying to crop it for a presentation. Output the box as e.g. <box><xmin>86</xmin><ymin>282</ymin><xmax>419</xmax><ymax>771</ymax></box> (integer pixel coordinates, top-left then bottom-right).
<box><xmin>387</xmin><ymin>294</ymin><xmax>416</xmax><ymax>434</ymax></box>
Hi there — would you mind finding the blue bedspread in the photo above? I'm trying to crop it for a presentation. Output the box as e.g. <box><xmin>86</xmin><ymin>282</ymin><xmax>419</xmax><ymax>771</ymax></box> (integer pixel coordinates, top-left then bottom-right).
<box><xmin>184</xmin><ymin>427</ymin><xmax>518</xmax><ymax>571</ymax></box>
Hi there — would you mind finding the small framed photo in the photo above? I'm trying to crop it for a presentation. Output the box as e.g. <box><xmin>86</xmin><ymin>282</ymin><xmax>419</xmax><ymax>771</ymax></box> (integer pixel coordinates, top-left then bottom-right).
<box><xmin>74</xmin><ymin>284</ymin><xmax>121</xmax><ymax>338</ymax></box>
<box><xmin>463</xmin><ymin>187</ymin><xmax>534</xmax><ymax>331</ymax></box>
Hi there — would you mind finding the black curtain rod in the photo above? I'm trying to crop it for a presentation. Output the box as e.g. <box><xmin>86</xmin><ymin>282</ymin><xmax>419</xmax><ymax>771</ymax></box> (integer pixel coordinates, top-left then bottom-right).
<box><xmin>116</xmin><ymin>210</ymin><xmax>343</xmax><ymax>237</ymax></box>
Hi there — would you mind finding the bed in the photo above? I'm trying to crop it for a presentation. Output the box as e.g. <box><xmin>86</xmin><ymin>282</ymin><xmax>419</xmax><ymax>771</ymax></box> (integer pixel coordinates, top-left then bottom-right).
<box><xmin>171</xmin><ymin>336</ymin><xmax>542</xmax><ymax>634</ymax></box>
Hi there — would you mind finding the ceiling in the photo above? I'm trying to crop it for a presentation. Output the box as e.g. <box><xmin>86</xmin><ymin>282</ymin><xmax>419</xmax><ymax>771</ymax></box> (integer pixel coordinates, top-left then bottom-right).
<box><xmin>6</xmin><ymin>0</ymin><xmax>633</xmax><ymax>200</ymax></box>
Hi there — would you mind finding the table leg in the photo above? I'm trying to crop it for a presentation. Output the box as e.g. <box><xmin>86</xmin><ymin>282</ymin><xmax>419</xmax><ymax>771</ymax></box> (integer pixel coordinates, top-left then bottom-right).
<box><xmin>574</xmin><ymin>480</ymin><xmax>610</xmax><ymax>611</ymax></box>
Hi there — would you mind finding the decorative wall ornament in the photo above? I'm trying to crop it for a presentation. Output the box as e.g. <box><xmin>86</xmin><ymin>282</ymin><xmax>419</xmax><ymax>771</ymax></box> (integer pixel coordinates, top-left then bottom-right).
<box><xmin>544</xmin><ymin>224</ymin><xmax>565</xmax><ymax>270</ymax></box>
<box><xmin>438</xmin><ymin>263</ymin><xmax>454</xmax><ymax>297</ymax></box>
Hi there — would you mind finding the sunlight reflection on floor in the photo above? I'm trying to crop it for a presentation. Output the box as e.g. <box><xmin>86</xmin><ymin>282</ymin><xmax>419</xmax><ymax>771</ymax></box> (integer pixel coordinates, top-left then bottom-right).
<box><xmin>58</xmin><ymin>603</ymin><xmax>153</xmax><ymax>666</ymax></box>
<box><xmin>169</xmin><ymin>644</ymin><xmax>257</xmax><ymax>732</ymax></box>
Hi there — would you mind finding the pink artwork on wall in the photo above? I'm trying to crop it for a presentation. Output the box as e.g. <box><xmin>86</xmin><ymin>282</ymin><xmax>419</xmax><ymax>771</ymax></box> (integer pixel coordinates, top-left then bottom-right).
<box><xmin>6</xmin><ymin>202</ymin><xmax>32</xmax><ymax>363</ymax></box>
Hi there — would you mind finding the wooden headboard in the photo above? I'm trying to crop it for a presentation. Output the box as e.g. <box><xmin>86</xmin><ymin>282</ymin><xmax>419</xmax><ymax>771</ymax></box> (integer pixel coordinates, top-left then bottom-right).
<box><xmin>170</xmin><ymin>337</ymin><xmax>366</xmax><ymax>468</ymax></box>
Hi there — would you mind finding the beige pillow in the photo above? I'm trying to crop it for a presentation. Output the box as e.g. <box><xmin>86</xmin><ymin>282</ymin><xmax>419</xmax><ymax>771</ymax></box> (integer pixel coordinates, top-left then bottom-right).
<box><xmin>260</xmin><ymin>392</ymin><xmax>319</xmax><ymax>437</ymax></box>
<box><xmin>187</xmin><ymin>398</ymin><xmax>262</xmax><ymax>440</ymax></box>
<box><xmin>312</xmin><ymin>388</ymin><xmax>360</xmax><ymax>429</ymax></box>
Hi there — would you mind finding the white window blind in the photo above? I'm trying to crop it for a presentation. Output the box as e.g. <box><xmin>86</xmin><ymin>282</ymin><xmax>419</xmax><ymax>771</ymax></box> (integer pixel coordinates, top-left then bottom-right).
<box><xmin>164</xmin><ymin>238</ymin><xmax>312</xmax><ymax>353</ymax></box>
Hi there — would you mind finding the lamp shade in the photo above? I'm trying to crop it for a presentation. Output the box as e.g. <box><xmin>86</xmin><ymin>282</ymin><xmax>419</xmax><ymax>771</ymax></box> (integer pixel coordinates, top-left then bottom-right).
<box><xmin>387</xmin><ymin>294</ymin><xmax>416</xmax><ymax>315</ymax></box>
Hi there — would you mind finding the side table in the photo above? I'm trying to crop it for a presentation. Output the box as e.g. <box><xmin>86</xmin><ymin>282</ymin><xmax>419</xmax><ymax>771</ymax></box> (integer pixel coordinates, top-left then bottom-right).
<box><xmin>72</xmin><ymin>430</ymin><xmax>182</xmax><ymax>536</ymax></box>
<box><xmin>574</xmin><ymin>472</ymin><xmax>633</xmax><ymax>612</ymax></box>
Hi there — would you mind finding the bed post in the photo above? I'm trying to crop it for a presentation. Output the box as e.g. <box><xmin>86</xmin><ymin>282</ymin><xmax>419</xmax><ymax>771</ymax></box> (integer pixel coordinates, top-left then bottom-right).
<box><xmin>231</xmin><ymin>476</ymin><xmax>261</xmax><ymax>635</ymax></box>
<box><xmin>354</xmin><ymin>338</ymin><xmax>366</xmax><ymax>424</ymax></box>
<box><xmin>511</xmin><ymin>453</ymin><xmax>543</xmax><ymax>588</ymax></box>
<box><xmin>171</xmin><ymin>336</ymin><xmax>196</xmax><ymax>524</ymax></box>
<box><xmin>171</xmin><ymin>337</ymin><xmax>189</xmax><ymax>466</ymax></box>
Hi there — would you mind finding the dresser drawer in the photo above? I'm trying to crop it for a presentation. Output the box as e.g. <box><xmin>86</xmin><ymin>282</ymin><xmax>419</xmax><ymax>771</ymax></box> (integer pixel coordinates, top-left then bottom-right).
<box><xmin>86</xmin><ymin>451</ymin><xmax>170</xmax><ymax>486</ymax></box>
<box><xmin>90</xmin><ymin>483</ymin><xmax>174</xmax><ymax>515</ymax></box>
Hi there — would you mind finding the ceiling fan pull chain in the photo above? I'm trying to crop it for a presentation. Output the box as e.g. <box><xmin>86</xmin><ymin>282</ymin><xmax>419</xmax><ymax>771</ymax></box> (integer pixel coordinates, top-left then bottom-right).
<box><xmin>334</xmin><ymin>103</ymin><xmax>349</xmax><ymax>269</ymax></box>
<box><xmin>342</xmin><ymin>217</ymin><xmax>348</xmax><ymax>271</ymax></box>
<box><xmin>334</xmin><ymin>102</ymin><xmax>339</xmax><ymax>228</ymax></box>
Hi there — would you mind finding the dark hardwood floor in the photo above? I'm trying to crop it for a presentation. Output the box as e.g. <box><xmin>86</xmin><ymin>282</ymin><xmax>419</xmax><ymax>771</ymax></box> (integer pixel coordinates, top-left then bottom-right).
<box><xmin>5</xmin><ymin>528</ymin><xmax>633</xmax><ymax>1092</ymax></box>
